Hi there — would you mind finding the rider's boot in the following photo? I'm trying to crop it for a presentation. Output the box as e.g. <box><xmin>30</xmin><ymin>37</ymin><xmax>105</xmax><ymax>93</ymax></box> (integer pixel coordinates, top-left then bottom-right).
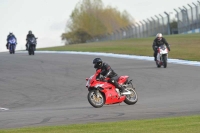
<box><xmin>154</xmin><ymin>55</ymin><xmax>157</xmax><ymax>61</ymax></box>
<box><xmin>154</xmin><ymin>52</ymin><xmax>157</xmax><ymax>61</ymax></box>
<box><xmin>118</xmin><ymin>85</ymin><xmax>126</xmax><ymax>93</ymax></box>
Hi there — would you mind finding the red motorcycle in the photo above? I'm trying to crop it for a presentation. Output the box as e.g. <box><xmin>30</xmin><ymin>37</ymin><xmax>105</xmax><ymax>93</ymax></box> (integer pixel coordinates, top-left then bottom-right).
<box><xmin>86</xmin><ymin>69</ymin><xmax>138</xmax><ymax>108</ymax></box>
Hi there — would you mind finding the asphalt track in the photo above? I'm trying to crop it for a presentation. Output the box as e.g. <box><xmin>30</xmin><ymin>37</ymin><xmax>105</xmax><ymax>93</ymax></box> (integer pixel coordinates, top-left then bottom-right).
<box><xmin>0</xmin><ymin>52</ymin><xmax>200</xmax><ymax>129</ymax></box>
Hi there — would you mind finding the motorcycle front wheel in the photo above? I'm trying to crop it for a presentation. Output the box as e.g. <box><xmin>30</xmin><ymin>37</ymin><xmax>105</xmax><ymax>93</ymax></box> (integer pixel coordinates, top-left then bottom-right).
<box><xmin>12</xmin><ymin>45</ymin><xmax>15</xmax><ymax>54</ymax></box>
<box><xmin>156</xmin><ymin>63</ymin><xmax>161</xmax><ymax>68</ymax></box>
<box><xmin>29</xmin><ymin>46</ymin><xmax>33</xmax><ymax>55</ymax></box>
<box><xmin>9</xmin><ymin>45</ymin><xmax>13</xmax><ymax>54</ymax></box>
<box><xmin>28</xmin><ymin>51</ymin><xmax>31</xmax><ymax>55</ymax></box>
<box><xmin>32</xmin><ymin>49</ymin><xmax>35</xmax><ymax>55</ymax></box>
<box><xmin>87</xmin><ymin>90</ymin><xmax>105</xmax><ymax>108</ymax></box>
<box><xmin>162</xmin><ymin>55</ymin><xmax>167</xmax><ymax>68</ymax></box>
<box><xmin>156</xmin><ymin>60</ymin><xmax>161</xmax><ymax>68</ymax></box>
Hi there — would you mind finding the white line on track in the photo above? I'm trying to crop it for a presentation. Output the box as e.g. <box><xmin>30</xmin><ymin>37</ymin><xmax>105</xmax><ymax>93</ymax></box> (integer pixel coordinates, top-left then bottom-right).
<box><xmin>15</xmin><ymin>51</ymin><xmax>200</xmax><ymax>67</ymax></box>
<box><xmin>0</xmin><ymin>107</ymin><xmax>9</xmax><ymax>111</ymax></box>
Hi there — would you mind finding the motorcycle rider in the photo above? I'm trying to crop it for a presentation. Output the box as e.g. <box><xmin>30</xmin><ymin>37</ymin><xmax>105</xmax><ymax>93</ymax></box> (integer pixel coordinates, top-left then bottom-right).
<box><xmin>6</xmin><ymin>33</ymin><xmax>17</xmax><ymax>49</ymax></box>
<box><xmin>26</xmin><ymin>30</ymin><xmax>36</xmax><ymax>50</ymax></box>
<box><xmin>93</xmin><ymin>58</ymin><xmax>126</xmax><ymax>93</ymax></box>
<box><xmin>152</xmin><ymin>33</ymin><xmax>170</xmax><ymax>61</ymax></box>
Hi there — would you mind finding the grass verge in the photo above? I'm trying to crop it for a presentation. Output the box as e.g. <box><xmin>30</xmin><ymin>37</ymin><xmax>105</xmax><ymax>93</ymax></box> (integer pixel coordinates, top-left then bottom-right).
<box><xmin>39</xmin><ymin>33</ymin><xmax>200</xmax><ymax>61</ymax></box>
<box><xmin>0</xmin><ymin>115</ymin><xmax>200</xmax><ymax>133</ymax></box>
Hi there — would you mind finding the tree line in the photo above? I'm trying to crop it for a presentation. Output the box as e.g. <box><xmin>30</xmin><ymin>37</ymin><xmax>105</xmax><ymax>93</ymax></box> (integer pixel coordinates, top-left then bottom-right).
<box><xmin>61</xmin><ymin>0</ymin><xmax>134</xmax><ymax>44</ymax></box>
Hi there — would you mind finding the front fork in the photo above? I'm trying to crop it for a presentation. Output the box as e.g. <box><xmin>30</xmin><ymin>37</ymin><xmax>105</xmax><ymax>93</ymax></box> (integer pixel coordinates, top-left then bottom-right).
<box><xmin>94</xmin><ymin>89</ymin><xmax>101</xmax><ymax>98</ymax></box>
<box><xmin>157</xmin><ymin>54</ymin><xmax>168</xmax><ymax>62</ymax></box>
<box><xmin>162</xmin><ymin>54</ymin><xmax>168</xmax><ymax>62</ymax></box>
<box><xmin>157</xmin><ymin>53</ymin><xmax>161</xmax><ymax>61</ymax></box>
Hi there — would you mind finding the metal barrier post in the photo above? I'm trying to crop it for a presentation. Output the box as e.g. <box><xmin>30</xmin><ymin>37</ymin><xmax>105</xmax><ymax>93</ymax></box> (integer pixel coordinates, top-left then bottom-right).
<box><xmin>164</xmin><ymin>12</ymin><xmax>171</xmax><ymax>35</ymax></box>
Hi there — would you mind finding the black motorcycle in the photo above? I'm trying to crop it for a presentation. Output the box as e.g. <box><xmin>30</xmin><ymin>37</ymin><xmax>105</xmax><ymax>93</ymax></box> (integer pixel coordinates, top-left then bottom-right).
<box><xmin>27</xmin><ymin>37</ymin><xmax>37</xmax><ymax>55</ymax></box>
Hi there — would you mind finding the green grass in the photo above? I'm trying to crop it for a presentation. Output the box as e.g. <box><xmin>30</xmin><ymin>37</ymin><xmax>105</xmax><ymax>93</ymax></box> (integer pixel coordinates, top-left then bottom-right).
<box><xmin>39</xmin><ymin>33</ymin><xmax>200</xmax><ymax>61</ymax></box>
<box><xmin>1</xmin><ymin>115</ymin><xmax>200</xmax><ymax>133</ymax></box>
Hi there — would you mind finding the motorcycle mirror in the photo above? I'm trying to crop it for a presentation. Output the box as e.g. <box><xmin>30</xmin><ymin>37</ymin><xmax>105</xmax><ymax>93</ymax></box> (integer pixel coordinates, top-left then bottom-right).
<box><xmin>86</xmin><ymin>78</ymin><xmax>89</xmax><ymax>81</ymax></box>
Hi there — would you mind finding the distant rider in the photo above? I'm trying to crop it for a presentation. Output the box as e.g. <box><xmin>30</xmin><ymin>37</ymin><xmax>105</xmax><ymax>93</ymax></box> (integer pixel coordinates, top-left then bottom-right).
<box><xmin>6</xmin><ymin>33</ymin><xmax>17</xmax><ymax>49</ymax></box>
<box><xmin>93</xmin><ymin>58</ymin><xmax>126</xmax><ymax>93</ymax></box>
<box><xmin>26</xmin><ymin>30</ymin><xmax>36</xmax><ymax>50</ymax></box>
<box><xmin>152</xmin><ymin>33</ymin><xmax>170</xmax><ymax>61</ymax></box>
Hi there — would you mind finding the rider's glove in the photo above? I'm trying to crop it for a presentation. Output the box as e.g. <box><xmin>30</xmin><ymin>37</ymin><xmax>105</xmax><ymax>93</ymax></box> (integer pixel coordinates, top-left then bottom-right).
<box><xmin>168</xmin><ymin>47</ymin><xmax>170</xmax><ymax>51</ymax></box>
<box><xmin>100</xmin><ymin>77</ymin><xmax>105</xmax><ymax>81</ymax></box>
<box><xmin>154</xmin><ymin>46</ymin><xmax>157</xmax><ymax>51</ymax></box>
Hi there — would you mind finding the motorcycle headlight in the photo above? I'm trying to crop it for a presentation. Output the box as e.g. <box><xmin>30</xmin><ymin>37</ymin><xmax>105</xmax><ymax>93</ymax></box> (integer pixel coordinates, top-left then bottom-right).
<box><xmin>86</xmin><ymin>80</ymin><xmax>90</xmax><ymax>88</ymax></box>
<box><xmin>86</xmin><ymin>75</ymin><xmax>94</xmax><ymax>88</ymax></box>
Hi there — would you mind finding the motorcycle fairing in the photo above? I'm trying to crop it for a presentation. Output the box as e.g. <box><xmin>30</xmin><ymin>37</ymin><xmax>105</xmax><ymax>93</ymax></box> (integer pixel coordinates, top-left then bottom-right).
<box><xmin>86</xmin><ymin>69</ymin><xmax>126</xmax><ymax>105</ymax></box>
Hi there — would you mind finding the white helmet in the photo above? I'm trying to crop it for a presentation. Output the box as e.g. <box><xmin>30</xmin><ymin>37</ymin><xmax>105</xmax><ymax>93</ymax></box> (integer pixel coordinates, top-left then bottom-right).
<box><xmin>156</xmin><ymin>33</ymin><xmax>163</xmax><ymax>40</ymax></box>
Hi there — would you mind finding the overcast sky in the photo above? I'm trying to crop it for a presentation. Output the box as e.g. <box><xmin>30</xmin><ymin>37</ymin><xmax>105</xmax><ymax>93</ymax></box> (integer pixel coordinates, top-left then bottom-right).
<box><xmin>0</xmin><ymin>0</ymin><xmax>198</xmax><ymax>52</ymax></box>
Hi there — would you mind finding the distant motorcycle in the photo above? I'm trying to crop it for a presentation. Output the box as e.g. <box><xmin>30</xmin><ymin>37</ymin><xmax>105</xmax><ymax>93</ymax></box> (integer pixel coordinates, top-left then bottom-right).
<box><xmin>156</xmin><ymin>45</ymin><xmax>169</xmax><ymax>68</ymax></box>
<box><xmin>86</xmin><ymin>69</ymin><xmax>138</xmax><ymax>108</ymax></box>
<box><xmin>27</xmin><ymin>37</ymin><xmax>37</xmax><ymax>55</ymax></box>
<box><xmin>8</xmin><ymin>37</ymin><xmax>17</xmax><ymax>54</ymax></box>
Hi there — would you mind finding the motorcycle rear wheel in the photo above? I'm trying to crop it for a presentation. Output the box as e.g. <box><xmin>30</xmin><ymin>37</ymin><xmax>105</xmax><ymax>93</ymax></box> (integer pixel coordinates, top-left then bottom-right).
<box><xmin>87</xmin><ymin>90</ymin><xmax>105</xmax><ymax>108</ymax></box>
<box><xmin>124</xmin><ymin>87</ymin><xmax>138</xmax><ymax>105</ymax></box>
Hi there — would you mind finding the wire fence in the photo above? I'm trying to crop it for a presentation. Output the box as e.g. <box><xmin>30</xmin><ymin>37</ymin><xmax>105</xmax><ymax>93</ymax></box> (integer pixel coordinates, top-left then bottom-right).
<box><xmin>89</xmin><ymin>1</ymin><xmax>200</xmax><ymax>42</ymax></box>
<box><xmin>176</xmin><ymin>2</ymin><xmax>200</xmax><ymax>33</ymax></box>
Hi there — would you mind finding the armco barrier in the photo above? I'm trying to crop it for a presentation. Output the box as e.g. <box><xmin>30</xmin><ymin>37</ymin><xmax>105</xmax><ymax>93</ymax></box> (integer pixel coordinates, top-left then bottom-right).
<box><xmin>182</xmin><ymin>28</ymin><xmax>200</xmax><ymax>34</ymax></box>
